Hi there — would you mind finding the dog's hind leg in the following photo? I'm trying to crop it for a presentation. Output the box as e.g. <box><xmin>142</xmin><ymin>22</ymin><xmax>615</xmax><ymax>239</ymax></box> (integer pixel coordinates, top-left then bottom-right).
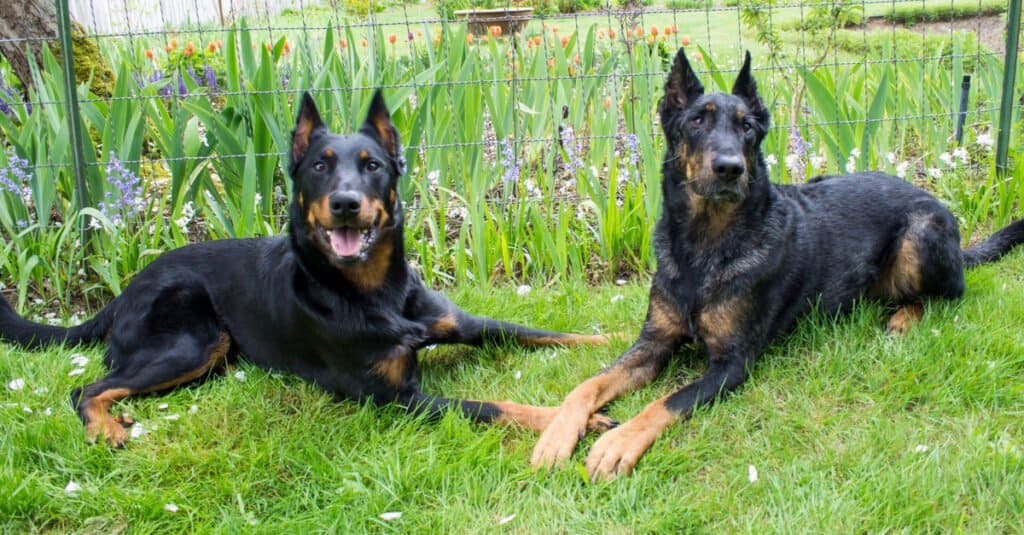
<box><xmin>872</xmin><ymin>207</ymin><xmax>965</xmax><ymax>335</ymax></box>
<box><xmin>397</xmin><ymin>391</ymin><xmax>617</xmax><ymax>433</ymax></box>
<box><xmin>71</xmin><ymin>330</ymin><xmax>230</xmax><ymax>447</ymax></box>
<box><xmin>425</xmin><ymin>309</ymin><xmax>614</xmax><ymax>348</ymax></box>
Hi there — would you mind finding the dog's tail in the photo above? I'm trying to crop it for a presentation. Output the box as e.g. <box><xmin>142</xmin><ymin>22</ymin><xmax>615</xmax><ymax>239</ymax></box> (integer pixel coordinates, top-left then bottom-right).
<box><xmin>0</xmin><ymin>294</ymin><xmax>115</xmax><ymax>350</ymax></box>
<box><xmin>963</xmin><ymin>218</ymin><xmax>1024</xmax><ymax>268</ymax></box>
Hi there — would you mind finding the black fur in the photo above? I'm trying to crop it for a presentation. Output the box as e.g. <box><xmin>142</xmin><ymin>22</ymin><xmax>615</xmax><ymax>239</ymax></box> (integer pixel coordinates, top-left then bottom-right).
<box><xmin>0</xmin><ymin>90</ymin><xmax>613</xmax><ymax>446</ymax></box>
<box><xmin>531</xmin><ymin>49</ymin><xmax>1024</xmax><ymax>480</ymax></box>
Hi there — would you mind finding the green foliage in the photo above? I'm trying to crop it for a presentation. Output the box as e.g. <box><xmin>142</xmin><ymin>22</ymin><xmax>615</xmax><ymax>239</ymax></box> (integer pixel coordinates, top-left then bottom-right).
<box><xmin>832</xmin><ymin>27</ymin><xmax>987</xmax><ymax>67</ymax></box>
<box><xmin>885</xmin><ymin>0</ymin><xmax>1006</xmax><ymax>25</ymax></box>
<box><xmin>3</xmin><ymin>271</ymin><xmax>1024</xmax><ymax>531</ymax></box>
<box><xmin>666</xmin><ymin>0</ymin><xmax>713</xmax><ymax>9</ymax></box>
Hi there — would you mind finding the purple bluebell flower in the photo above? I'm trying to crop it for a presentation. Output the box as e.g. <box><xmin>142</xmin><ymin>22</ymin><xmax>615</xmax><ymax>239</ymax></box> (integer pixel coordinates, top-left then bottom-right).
<box><xmin>558</xmin><ymin>125</ymin><xmax>584</xmax><ymax>175</ymax></box>
<box><xmin>786</xmin><ymin>127</ymin><xmax>809</xmax><ymax>179</ymax></box>
<box><xmin>498</xmin><ymin>140</ymin><xmax>520</xmax><ymax>183</ymax></box>
<box><xmin>0</xmin><ymin>151</ymin><xmax>32</xmax><ymax>196</ymax></box>
<box><xmin>177</xmin><ymin>74</ymin><xmax>188</xmax><ymax>96</ymax></box>
<box><xmin>202</xmin><ymin>64</ymin><xmax>218</xmax><ymax>92</ymax></box>
<box><xmin>100</xmin><ymin>152</ymin><xmax>144</xmax><ymax>226</ymax></box>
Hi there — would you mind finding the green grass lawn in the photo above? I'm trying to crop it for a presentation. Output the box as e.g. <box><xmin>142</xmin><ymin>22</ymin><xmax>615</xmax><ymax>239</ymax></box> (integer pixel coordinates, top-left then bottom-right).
<box><xmin>2</xmin><ymin>250</ymin><xmax>1023</xmax><ymax>532</ymax></box>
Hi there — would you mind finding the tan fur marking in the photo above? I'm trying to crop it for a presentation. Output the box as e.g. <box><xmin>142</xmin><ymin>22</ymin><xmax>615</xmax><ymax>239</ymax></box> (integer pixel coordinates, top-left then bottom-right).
<box><xmin>324</xmin><ymin>148</ymin><xmax>334</xmax><ymax>159</ymax></box>
<box><xmin>697</xmin><ymin>297</ymin><xmax>747</xmax><ymax>352</ymax></box>
<box><xmin>585</xmin><ymin>394</ymin><xmax>677</xmax><ymax>480</ymax></box>
<box><xmin>516</xmin><ymin>333</ymin><xmax>612</xmax><ymax>348</ymax></box>
<box><xmin>428</xmin><ymin>311</ymin><xmax>458</xmax><ymax>337</ymax></box>
<box><xmin>887</xmin><ymin>303</ymin><xmax>924</xmax><ymax>335</ymax></box>
<box><xmin>82</xmin><ymin>387</ymin><xmax>133</xmax><ymax>446</ymax></box>
<box><xmin>308</xmin><ymin>195</ymin><xmax>332</xmax><ymax>228</ymax></box>
<box><xmin>372</xmin><ymin>347</ymin><xmax>410</xmax><ymax>386</ymax></box>
<box><xmin>360</xmin><ymin>198</ymin><xmax>388</xmax><ymax>228</ymax></box>
<box><xmin>297</xmin><ymin>192</ymin><xmax>304</xmax><ymax>208</ymax></box>
<box><xmin>489</xmin><ymin>401</ymin><xmax>616</xmax><ymax>433</ymax></box>
<box><xmin>704</xmin><ymin>102</ymin><xmax>716</xmax><ymax>112</ymax></box>
<box><xmin>359</xmin><ymin>149</ymin><xmax>369</xmax><ymax>160</ymax></box>
<box><xmin>339</xmin><ymin>235</ymin><xmax>394</xmax><ymax>290</ymax></box>
<box><xmin>646</xmin><ymin>296</ymin><xmax>687</xmax><ymax>339</ymax></box>
<box><xmin>871</xmin><ymin>230</ymin><xmax>924</xmax><ymax>301</ymax></box>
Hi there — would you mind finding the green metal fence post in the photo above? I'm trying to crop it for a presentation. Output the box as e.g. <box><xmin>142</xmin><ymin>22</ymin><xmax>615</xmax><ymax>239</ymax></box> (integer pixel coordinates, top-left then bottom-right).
<box><xmin>55</xmin><ymin>0</ymin><xmax>90</xmax><ymax>243</ymax></box>
<box><xmin>996</xmin><ymin>0</ymin><xmax>1022</xmax><ymax>175</ymax></box>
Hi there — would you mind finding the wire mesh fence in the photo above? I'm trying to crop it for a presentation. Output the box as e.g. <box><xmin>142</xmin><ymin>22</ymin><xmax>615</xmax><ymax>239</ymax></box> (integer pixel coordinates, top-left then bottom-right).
<box><xmin>0</xmin><ymin>0</ymin><xmax>1021</xmax><ymax>290</ymax></box>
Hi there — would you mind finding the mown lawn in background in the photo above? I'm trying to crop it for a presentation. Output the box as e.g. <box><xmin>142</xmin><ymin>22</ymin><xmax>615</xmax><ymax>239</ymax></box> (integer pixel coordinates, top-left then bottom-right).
<box><xmin>2</xmin><ymin>249</ymin><xmax>1023</xmax><ymax>532</ymax></box>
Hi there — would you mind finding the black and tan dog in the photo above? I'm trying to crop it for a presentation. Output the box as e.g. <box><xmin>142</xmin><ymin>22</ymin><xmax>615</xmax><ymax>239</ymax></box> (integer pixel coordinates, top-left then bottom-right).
<box><xmin>530</xmin><ymin>49</ymin><xmax>1024</xmax><ymax>480</ymax></box>
<box><xmin>0</xmin><ymin>90</ymin><xmax>615</xmax><ymax>446</ymax></box>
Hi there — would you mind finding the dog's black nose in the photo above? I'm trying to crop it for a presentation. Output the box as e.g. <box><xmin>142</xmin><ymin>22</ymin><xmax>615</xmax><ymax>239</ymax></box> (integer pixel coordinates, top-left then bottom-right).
<box><xmin>329</xmin><ymin>191</ymin><xmax>362</xmax><ymax>217</ymax></box>
<box><xmin>712</xmin><ymin>155</ymin><xmax>745</xmax><ymax>182</ymax></box>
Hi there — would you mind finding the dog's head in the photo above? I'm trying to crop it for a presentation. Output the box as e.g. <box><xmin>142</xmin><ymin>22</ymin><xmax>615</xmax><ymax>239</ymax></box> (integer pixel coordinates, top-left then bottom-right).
<box><xmin>659</xmin><ymin>49</ymin><xmax>769</xmax><ymax>205</ymax></box>
<box><xmin>288</xmin><ymin>90</ymin><xmax>403</xmax><ymax>270</ymax></box>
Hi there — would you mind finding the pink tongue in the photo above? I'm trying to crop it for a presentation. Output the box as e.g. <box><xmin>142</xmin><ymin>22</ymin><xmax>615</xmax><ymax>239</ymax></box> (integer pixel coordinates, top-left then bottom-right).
<box><xmin>329</xmin><ymin>228</ymin><xmax>362</xmax><ymax>257</ymax></box>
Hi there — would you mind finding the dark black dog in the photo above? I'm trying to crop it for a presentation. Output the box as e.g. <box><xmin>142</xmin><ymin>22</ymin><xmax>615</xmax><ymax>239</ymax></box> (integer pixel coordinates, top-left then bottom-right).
<box><xmin>0</xmin><ymin>90</ymin><xmax>614</xmax><ymax>447</ymax></box>
<box><xmin>531</xmin><ymin>49</ymin><xmax>1024</xmax><ymax>480</ymax></box>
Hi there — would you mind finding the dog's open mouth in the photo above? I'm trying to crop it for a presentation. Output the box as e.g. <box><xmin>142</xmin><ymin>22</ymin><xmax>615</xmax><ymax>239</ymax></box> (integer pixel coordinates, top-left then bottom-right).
<box><xmin>319</xmin><ymin>224</ymin><xmax>377</xmax><ymax>260</ymax></box>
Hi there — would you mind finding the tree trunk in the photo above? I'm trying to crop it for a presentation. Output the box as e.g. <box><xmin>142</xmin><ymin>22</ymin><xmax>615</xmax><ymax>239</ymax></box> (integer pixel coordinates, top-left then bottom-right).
<box><xmin>0</xmin><ymin>0</ymin><xmax>114</xmax><ymax>98</ymax></box>
<box><xmin>0</xmin><ymin>0</ymin><xmax>58</xmax><ymax>94</ymax></box>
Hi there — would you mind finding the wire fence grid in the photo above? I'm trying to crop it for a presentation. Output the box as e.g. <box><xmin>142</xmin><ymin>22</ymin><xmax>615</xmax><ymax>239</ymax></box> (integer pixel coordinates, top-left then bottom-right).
<box><xmin>0</xmin><ymin>0</ymin><xmax>1021</xmax><ymax>228</ymax></box>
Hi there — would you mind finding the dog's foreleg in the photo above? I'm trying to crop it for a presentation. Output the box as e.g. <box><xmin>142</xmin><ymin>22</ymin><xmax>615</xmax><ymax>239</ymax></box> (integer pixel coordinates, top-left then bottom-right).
<box><xmin>395</xmin><ymin>391</ymin><xmax>616</xmax><ymax>433</ymax></box>
<box><xmin>585</xmin><ymin>353</ymin><xmax>751</xmax><ymax>481</ymax></box>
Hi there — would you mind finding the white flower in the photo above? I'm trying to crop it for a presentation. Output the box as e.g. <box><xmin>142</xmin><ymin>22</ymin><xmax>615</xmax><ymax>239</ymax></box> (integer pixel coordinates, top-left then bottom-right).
<box><xmin>164</xmin><ymin>503</ymin><xmax>179</xmax><ymax>513</ymax></box>
<box><xmin>939</xmin><ymin>152</ymin><xmax>953</xmax><ymax>167</ymax></box>
<box><xmin>764</xmin><ymin>154</ymin><xmax>777</xmax><ymax>169</ymax></box>
<box><xmin>748</xmin><ymin>464</ymin><xmax>759</xmax><ymax>482</ymax></box>
<box><xmin>809</xmin><ymin>154</ymin><xmax>826</xmax><ymax>171</ymax></box>
<box><xmin>976</xmin><ymin>131</ymin><xmax>994</xmax><ymax>148</ymax></box>
<box><xmin>611</xmin><ymin>294</ymin><xmax>624</xmax><ymax>303</ymax></box>
<box><xmin>886</xmin><ymin>152</ymin><xmax>897</xmax><ymax>165</ymax></box>
<box><xmin>498</xmin><ymin>514</ymin><xmax>516</xmax><ymax>525</ymax></box>
<box><xmin>189</xmin><ymin>405</ymin><xmax>199</xmax><ymax>414</ymax></box>
<box><xmin>928</xmin><ymin>168</ymin><xmax>942</xmax><ymax>179</ymax></box>
<box><xmin>163</xmin><ymin>414</ymin><xmax>181</xmax><ymax>421</ymax></box>
<box><xmin>68</xmin><ymin>368</ymin><xmax>86</xmax><ymax>377</ymax></box>
<box><xmin>516</xmin><ymin>285</ymin><xmax>531</xmax><ymax>296</ymax></box>
<box><xmin>234</xmin><ymin>370</ymin><xmax>246</xmax><ymax>382</ymax></box>
<box><xmin>850</xmin><ymin>148</ymin><xmax>861</xmax><ymax>158</ymax></box>
<box><xmin>914</xmin><ymin>444</ymin><xmax>929</xmax><ymax>453</ymax></box>
<box><xmin>70</xmin><ymin>354</ymin><xmax>89</xmax><ymax>367</ymax></box>
<box><xmin>952</xmin><ymin>147</ymin><xmax>969</xmax><ymax>164</ymax></box>
<box><xmin>64</xmin><ymin>481</ymin><xmax>82</xmax><ymax>494</ymax></box>
<box><xmin>896</xmin><ymin>161</ymin><xmax>910</xmax><ymax>178</ymax></box>
<box><xmin>514</xmin><ymin>370</ymin><xmax>522</xmax><ymax>380</ymax></box>
<box><xmin>379</xmin><ymin>512</ymin><xmax>402</xmax><ymax>521</ymax></box>
<box><xmin>7</xmin><ymin>378</ymin><xmax>25</xmax><ymax>391</ymax></box>
<box><xmin>427</xmin><ymin>170</ymin><xmax>440</xmax><ymax>184</ymax></box>
<box><xmin>844</xmin><ymin>160</ymin><xmax>856</xmax><ymax>174</ymax></box>
<box><xmin>130</xmin><ymin>423</ymin><xmax>150</xmax><ymax>439</ymax></box>
<box><xmin>784</xmin><ymin>154</ymin><xmax>800</xmax><ymax>172</ymax></box>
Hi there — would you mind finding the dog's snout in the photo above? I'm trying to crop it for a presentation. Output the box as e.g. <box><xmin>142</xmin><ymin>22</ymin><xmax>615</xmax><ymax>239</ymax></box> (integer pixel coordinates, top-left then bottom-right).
<box><xmin>329</xmin><ymin>191</ymin><xmax>362</xmax><ymax>217</ymax></box>
<box><xmin>712</xmin><ymin>155</ymin><xmax>745</xmax><ymax>182</ymax></box>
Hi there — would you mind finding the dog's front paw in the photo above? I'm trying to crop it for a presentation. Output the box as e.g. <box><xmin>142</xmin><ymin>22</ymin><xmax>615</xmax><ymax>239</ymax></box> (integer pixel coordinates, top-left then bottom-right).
<box><xmin>530</xmin><ymin>409</ymin><xmax>591</xmax><ymax>469</ymax></box>
<box><xmin>584</xmin><ymin>418</ymin><xmax>660</xmax><ymax>481</ymax></box>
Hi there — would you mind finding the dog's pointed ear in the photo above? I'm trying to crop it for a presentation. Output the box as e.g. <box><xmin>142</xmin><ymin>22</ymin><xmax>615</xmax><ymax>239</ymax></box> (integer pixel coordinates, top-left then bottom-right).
<box><xmin>661</xmin><ymin>47</ymin><xmax>705</xmax><ymax>118</ymax></box>
<box><xmin>360</xmin><ymin>89</ymin><xmax>401</xmax><ymax>163</ymax></box>
<box><xmin>731</xmin><ymin>51</ymin><xmax>766</xmax><ymax>118</ymax></box>
<box><xmin>291</xmin><ymin>92</ymin><xmax>325</xmax><ymax>165</ymax></box>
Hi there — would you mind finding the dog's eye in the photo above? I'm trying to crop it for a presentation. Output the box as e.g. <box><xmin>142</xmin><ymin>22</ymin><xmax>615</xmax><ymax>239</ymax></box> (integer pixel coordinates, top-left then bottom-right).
<box><xmin>691</xmin><ymin>115</ymin><xmax>704</xmax><ymax>127</ymax></box>
<box><xmin>366</xmin><ymin>160</ymin><xmax>381</xmax><ymax>172</ymax></box>
<box><xmin>313</xmin><ymin>161</ymin><xmax>327</xmax><ymax>172</ymax></box>
<box><xmin>742</xmin><ymin>120</ymin><xmax>754</xmax><ymax>133</ymax></box>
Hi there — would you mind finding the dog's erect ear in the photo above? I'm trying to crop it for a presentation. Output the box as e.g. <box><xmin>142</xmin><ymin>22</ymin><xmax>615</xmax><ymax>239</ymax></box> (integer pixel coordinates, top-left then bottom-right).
<box><xmin>359</xmin><ymin>89</ymin><xmax>401</xmax><ymax>163</ymax></box>
<box><xmin>731</xmin><ymin>51</ymin><xmax>766</xmax><ymax>119</ymax></box>
<box><xmin>291</xmin><ymin>92</ymin><xmax>325</xmax><ymax>165</ymax></box>
<box><xmin>661</xmin><ymin>47</ymin><xmax>705</xmax><ymax>117</ymax></box>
